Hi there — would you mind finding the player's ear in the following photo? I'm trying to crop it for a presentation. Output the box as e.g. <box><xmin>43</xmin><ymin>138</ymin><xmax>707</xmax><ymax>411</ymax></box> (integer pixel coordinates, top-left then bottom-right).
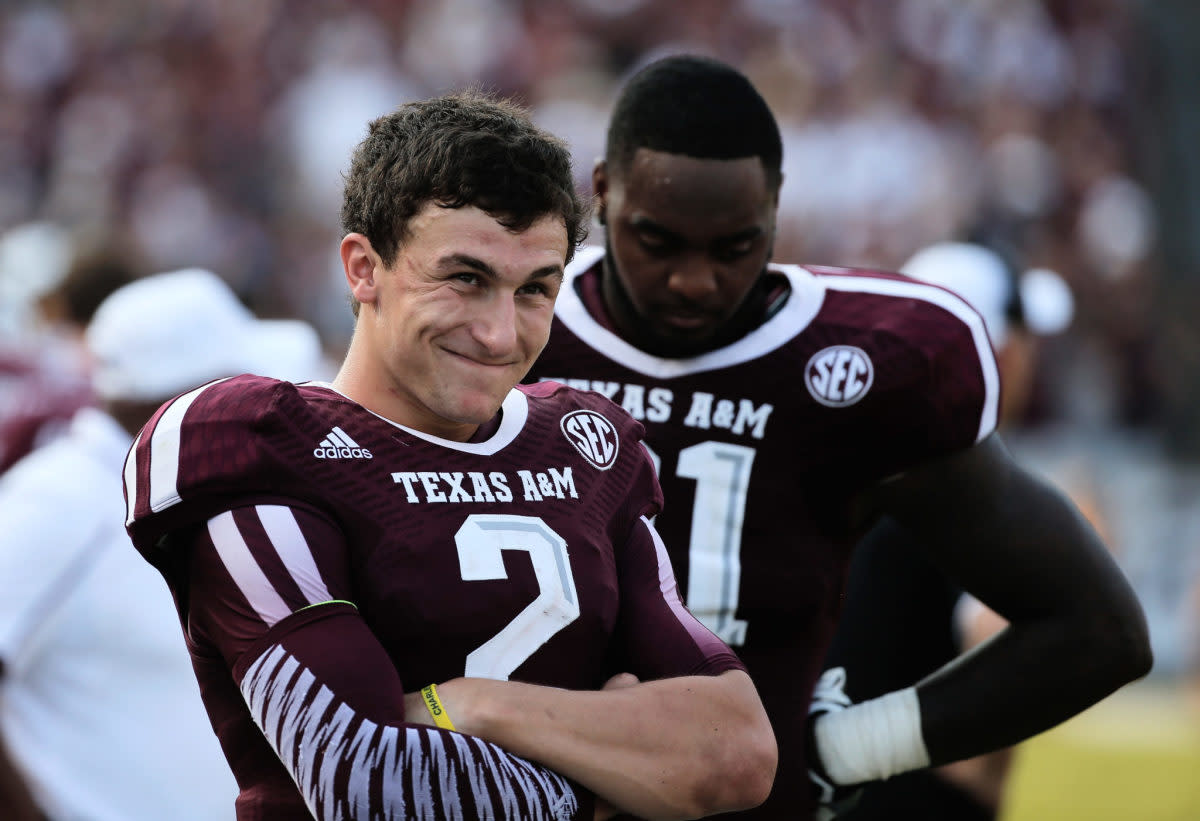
<box><xmin>341</xmin><ymin>233</ymin><xmax>381</xmax><ymax>306</ymax></box>
<box><xmin>592</xmin><ymin>159</ymin><xmax>608</xmax><ymax>226</ymax></box>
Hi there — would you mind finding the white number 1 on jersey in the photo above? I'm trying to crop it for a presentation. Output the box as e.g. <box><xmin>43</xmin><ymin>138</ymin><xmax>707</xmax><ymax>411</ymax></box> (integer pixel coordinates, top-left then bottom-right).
<box><xmin>646</xmin><ymin>441</ymin><xmax>754</xmax><ymax>646</ymax></box>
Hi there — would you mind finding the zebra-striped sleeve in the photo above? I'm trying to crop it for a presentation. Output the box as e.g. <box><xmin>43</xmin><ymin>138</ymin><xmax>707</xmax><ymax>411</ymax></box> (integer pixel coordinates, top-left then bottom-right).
<box><xmin>241</xmin><ymin>644</ymin><xmax>583</xmax><ymax>821</ymax></box>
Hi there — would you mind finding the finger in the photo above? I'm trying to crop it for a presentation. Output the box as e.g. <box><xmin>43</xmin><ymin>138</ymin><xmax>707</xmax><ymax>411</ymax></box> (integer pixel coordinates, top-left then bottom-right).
<box><xmin>602</xmin><ymin>672</ymin><xmax>640</xmax><ymax>690</ymax></box>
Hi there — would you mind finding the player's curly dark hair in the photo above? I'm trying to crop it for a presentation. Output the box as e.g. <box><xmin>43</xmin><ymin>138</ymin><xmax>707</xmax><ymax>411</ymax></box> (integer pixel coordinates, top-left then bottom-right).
<box><xmin>606</xmin><ymin>54</ymin><xmax>783</xmax><ymax>189</ymax></box>
<box><xmin>341</xmin><ymin>89</ymin><xmax>589</xmax><ymax>279</ymax></box>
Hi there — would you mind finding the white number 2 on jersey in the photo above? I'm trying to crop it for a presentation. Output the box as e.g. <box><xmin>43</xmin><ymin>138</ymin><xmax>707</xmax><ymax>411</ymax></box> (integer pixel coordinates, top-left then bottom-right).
<box><xmin>645</xmin><ymin>441</ymin><xmax>755</xmax><ymax>646</ymax></box>
<box><xmin>455</xmin><ymin>515</ymin><xmax>580</xmax><ymax>680</ymax></box>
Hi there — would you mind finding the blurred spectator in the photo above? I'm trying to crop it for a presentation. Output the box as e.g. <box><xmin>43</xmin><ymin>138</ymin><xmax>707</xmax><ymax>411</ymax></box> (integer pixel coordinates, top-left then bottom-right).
<box><xmin>903</xmin><ymin>239</ymin><xmax>1075</xmax><ymax>425</ymax></box>
<box><xmin>0</xmin><ymin>267</ymin><xmax>324</xmax><ymax>820</ymax></box>
<box><xmin>0</xmin><ymin>1</ymin><xmax>1161</xmax><ymax>429</ymax></box>
<box><xmin>0</xmin><ymin>222</ymin><xmax>135</xmax><ymax>473</ymax></box>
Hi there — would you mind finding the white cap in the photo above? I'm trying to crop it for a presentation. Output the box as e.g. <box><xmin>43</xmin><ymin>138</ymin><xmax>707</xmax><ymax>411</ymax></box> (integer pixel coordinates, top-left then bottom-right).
<box><xmin>86</xmin><ymin>268</ymin><xmax>324</xmax><ymax>401</ymax></box>
<box><xmin>900</xmin><ymin>241</ymin><xmax>1074</xmax><ymax>348</ymax></box>
<box><xmin>0</xmin><ymin>221</ymin><xmax>73</xmax><ymax>337</ymax></box>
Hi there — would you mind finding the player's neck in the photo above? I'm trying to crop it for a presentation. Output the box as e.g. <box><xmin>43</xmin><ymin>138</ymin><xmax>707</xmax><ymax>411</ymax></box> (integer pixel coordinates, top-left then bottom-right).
<box><xmin>332</xmin><ymin>339</ymin><xmax>481</xmax><ymax>442</ymax></box>
<box><xmin>596</xmin><ymin>255</ymin><xmax>786</xmax><ymax>358</ymax></box>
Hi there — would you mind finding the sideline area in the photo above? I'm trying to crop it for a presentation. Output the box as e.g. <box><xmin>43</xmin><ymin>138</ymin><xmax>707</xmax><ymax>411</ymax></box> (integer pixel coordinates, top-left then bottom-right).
<box><xmin>1002</xmin><ymin>679</ymin><xmax>1200</xmax><ymax>820</ymax></box>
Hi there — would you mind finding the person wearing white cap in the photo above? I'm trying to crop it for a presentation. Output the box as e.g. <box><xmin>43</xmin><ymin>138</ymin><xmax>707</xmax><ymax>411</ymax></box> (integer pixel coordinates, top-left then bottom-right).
<box><xmin>86</xmin><ymin>267</ymin><xmax>328</xmax><ymax>408</ymax></box>
<box><xmin>818</xmin><ymin>239</ymin><xmax>1078</xmax><ymax>820</ymax></box>
<box><xmin>0</xmin><ymin>267</ymin><xmax>325</xmax><ymax>820</ymax></box>
<box><xmin>900</xmin><ymin>240</ymin><xmax>1075</xmax><ymax>427</ymax></box>
<box><xmin>0</xmin><ymin>227</ymin><xmax>135</xmax><ymax>474</ymax></box>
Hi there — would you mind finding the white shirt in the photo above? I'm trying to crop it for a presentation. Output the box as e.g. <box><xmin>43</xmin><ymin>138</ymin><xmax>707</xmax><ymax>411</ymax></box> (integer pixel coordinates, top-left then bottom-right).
<box><xmin>0</xmin><ymin>407</ymin><xmax>237</xmax><ymax>820</ymax></box>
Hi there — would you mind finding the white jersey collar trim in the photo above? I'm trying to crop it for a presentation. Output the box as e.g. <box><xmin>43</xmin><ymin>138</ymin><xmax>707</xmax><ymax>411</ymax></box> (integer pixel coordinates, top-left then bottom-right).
<box><xmin>307</xmin><ymin>383</ymin><xmax>529</xmax><ymax>454</ymax></box>
<box><xmin>555</xmin><ymin>245</ymin><xmax>826</xmax><ymax>379</ymax></box>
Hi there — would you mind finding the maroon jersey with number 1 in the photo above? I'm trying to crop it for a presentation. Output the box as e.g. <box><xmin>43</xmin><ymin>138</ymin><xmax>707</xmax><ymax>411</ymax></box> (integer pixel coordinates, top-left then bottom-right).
<box><xmin>526</xmin><ymin>245</ymin><xmax>1001</xmax><ymax>819</ymax></box>
<box><xmin>124</xmin><ymin>374</ymin><xmax>741</xmax><ymax>820</ymax></box>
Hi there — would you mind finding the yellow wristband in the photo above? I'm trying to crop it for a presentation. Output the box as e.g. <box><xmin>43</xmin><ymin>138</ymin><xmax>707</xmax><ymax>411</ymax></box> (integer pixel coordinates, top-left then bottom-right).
<box><xmin>420</xmin><ymin>683</ymin><xmax>456</xmax><ymax>731</ymax></box>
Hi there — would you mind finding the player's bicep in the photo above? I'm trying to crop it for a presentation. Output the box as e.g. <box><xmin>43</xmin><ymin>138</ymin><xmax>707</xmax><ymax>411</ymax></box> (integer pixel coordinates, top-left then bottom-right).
<box><xmin>869</xmin><ymin>434</ymin><xmax>1127</xmax><ymax>621</ymax></box>
<box><xmin>185</xmin><ymin>503</ymin><xmax>354</xmax><ymax>668</ymax></box>
<box><xmin>612</xmin><ymin>515</ymin><xmax>744</xmax><ymax>680</ymax></box>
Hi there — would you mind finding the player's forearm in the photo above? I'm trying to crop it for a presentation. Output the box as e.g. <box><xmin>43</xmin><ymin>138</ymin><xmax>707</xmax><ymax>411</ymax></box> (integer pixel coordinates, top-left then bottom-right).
<box><xmin>914</xmin><ymin>607</ymin><xmax>1147</xmax><ymax>764</ymax></box>
<box><xmin>242</xmin><ymin>644</ymin><xmax>588</xmax><ymax>821</ymax></box>
<box><xmin>433</xmin><ymin>669</ymin><xmax>776</xmax><ymax>820</ymax></box>
<box><xmin>913</xmin><ymin>490</ymin><xmax>1151</xmax><ymax>762</ymax></box>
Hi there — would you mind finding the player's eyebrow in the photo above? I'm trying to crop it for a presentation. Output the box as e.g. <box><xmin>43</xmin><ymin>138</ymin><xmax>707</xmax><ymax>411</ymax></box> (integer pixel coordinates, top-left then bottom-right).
<box><xmin>629</xmin><ymin>216</ymin><xmax>763</xmax><ymax>246</ymax></box>
<box><xmin>438</xmin><ymin>253</ymin><xmax>563</xmax><ymax>283</ymax></box>
<box><xmin>716</xmin><ymin>226</ymin><xmax>765</xmax><ymax>245</ymax></box>
<box><xmin>629</xmin><ymin>216</ymin><xmax>680</xmax><ymax>241</ymax></box>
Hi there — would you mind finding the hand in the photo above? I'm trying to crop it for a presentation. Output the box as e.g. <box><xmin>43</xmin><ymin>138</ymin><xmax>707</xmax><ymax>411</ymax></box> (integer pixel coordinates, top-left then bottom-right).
<box><xmin>592</xmin><ymin>795</ymin><xmax>619</xmax><ymax>821</ymax></box>
<box><xmin>588</xmin><ymin>673</ymin><xmax>640</xmax><ymax>820</ymax></box>
<box><xmin>601</xmin><ymin>672</ymin><xmax>640</xmax><ymax>690</ymax></box>
<box><xmin>807</xmin><ymin>667</ymin><xmax>863</xmax><ymax>820</ymax></box>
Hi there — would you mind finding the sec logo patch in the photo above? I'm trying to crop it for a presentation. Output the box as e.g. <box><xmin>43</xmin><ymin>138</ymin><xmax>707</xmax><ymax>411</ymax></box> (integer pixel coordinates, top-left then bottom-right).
<box><xmin>806</xmin><ymin>346</ymin><xmax>874</xmax><ymax>407</ymax></box>
<box><xmin>560</xmin><ymin>409</ymin><xmax>619</xmax><ymax>470</ymax></box>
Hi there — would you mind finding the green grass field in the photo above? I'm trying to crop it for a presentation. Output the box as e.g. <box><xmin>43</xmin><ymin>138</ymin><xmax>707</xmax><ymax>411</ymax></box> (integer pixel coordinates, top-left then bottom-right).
<box><xmin>1001</xmin><ymin>681</ymin><xmax>1200</xmax><ymax>821</ymax></box>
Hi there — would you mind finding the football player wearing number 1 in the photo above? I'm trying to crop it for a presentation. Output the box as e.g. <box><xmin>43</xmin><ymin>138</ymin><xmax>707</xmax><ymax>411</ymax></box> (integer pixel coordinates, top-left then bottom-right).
<box><xmin>525</xmin><ymin>55</ymin><xmax>1152</xmax><ymax>819</ymax></box>
<box><xmin>123</xmin><ymin>91</ymin><xmax>776</xmax><ymax>821</ymax></box>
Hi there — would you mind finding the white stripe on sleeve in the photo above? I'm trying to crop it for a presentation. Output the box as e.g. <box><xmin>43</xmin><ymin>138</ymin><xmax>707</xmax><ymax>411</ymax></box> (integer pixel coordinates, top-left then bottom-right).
<box><xmin>255</xmin><ymin>505</ymin><xmax>334</xmax><ymax>606</ymax></box>
<box><xmin>641</xmin><ymin>515</ymin><xmax>699</xmax><ymax>629</ymax></box>
<box><xmin>135</xmin><ymin>378</ymin><xmax>233</xmax><ymax>524</ymax></box>
<box><xmin>207</xmin><ymin>510</ymin><xmax>293</xmax><ymax>626</ymax></box>
<box><xmin>123</xmin><ymin>429</ymin><xmax>143</xmax><ymax>527</ymax></box>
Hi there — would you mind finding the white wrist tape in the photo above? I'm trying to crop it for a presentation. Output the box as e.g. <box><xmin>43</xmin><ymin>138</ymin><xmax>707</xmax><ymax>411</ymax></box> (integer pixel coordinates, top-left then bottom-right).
<box><xmin>813</xmin><ymin>686</ymin><xmax>930</xmax><ymax>786</ymax></box>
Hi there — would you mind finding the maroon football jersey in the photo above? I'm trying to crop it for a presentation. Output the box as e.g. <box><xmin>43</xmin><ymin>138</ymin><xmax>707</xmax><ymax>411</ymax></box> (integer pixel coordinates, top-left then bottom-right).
<box><xmin>0</xmin><ymin>343</ymin><xmax>93</xmax><ymax>473</ymax></box>
<box><xmin>526</xmin><ymin>245</ymin><xmax>1000</xmax><ymax>819</ymax></box>
<box><xmin>124</xmin><ymin>374</ymin><xmax>741</xmax><ymax>820</ymax></box>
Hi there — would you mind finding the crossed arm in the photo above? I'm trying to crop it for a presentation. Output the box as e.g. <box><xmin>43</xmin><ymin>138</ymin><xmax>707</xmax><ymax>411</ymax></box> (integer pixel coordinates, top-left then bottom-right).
<box><xmin>412</xmin><ymin>513</ymin><xmax>776</xmax><ymax>820</ymax></box>
<box><xmin>427</xmin><ymin>437</ymin><xmax>776</xmax><ymax>818</ymax></box>
<box><xmin>187</xmin><ymin>504</ymin><xmax>775</xmax><ymax>821</ymax></box>
<box><xmin>415</xmin><ymin>669</ymin><xmax>773</xmax><ymax>820</ymax></box>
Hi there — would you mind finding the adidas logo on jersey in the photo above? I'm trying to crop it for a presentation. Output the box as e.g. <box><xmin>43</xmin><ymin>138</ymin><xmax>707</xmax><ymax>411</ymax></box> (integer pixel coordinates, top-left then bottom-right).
<box><xmin>314</xmin><ymin>427</ymin><xmax>373</xmax><ymax>459</ymax></box>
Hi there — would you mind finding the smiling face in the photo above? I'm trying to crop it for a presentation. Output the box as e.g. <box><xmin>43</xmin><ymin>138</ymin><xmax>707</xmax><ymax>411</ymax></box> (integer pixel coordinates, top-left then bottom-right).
<box><xmin>597</xmin><ymin>148</ymin><xmax>779</xmax><ymax>357</ymax></box>
<box><xmin>339</xmin><ymin>203</ymin><xmax>568</xmax><ymax>440</ymax></box>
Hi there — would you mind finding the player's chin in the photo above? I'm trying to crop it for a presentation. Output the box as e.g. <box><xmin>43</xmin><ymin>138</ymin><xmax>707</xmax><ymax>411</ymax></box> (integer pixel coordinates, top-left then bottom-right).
<box><xmin>648</xmin><ymin>322</ymin><xmax>722</xmax><ymax>357</ymax></box>
<box><xmin>444</xmin><ymin>381</ymin><xmax>517</xmax><ymax>424</ymax></box>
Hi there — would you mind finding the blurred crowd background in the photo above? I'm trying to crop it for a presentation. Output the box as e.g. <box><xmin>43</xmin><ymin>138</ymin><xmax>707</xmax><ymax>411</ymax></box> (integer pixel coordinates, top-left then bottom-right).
<box><xmin>1</xmin><ymin>0</ymin><xmax>1198</xmax><ymax>815</ymax></box>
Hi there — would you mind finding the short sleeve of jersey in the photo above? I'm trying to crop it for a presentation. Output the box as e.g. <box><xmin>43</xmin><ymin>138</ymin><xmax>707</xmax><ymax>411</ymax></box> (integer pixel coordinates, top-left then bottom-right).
<box><xmin>815</xmin><ymin>275</ymin><xmax>1002</xmax><ymax>485</ymax></box>
<box><xmin>915</xmin><ymin>293</ymin><xmax>1001</xmax><ymax>448</ymax></box>
<box><xmin>184</xmin><ymin>503</ymin><xmax>357</xmax><ymax>677</ymax></box>
<box><xmin>123</xmin><ymin>375</ymin><xmax>316</xmax><ymax>562</ymax></box>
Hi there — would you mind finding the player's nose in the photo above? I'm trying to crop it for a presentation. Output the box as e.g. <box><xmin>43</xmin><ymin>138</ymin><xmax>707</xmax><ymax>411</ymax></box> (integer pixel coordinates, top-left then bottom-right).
<box><xmin>665</xmin><ymin>256</ymin><xmax>719</xmax><ymax>304</ymax></box>
<box><xmin>469</xmin><ymin>295</ymin><xmax>520</xmax><ymax>357</ymax></box>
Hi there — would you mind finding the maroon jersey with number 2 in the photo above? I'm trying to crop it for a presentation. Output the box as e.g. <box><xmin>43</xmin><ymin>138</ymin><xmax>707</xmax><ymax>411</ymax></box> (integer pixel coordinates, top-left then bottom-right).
<box><xmin>526</xmin><ymin>245</ymin><xmax>1001</xmax><ymax>819</ymax></box>
<box><xmin>124</xmin><ymin>375</ymin><xmax>741</xmax><ymax>821</ymax></box>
